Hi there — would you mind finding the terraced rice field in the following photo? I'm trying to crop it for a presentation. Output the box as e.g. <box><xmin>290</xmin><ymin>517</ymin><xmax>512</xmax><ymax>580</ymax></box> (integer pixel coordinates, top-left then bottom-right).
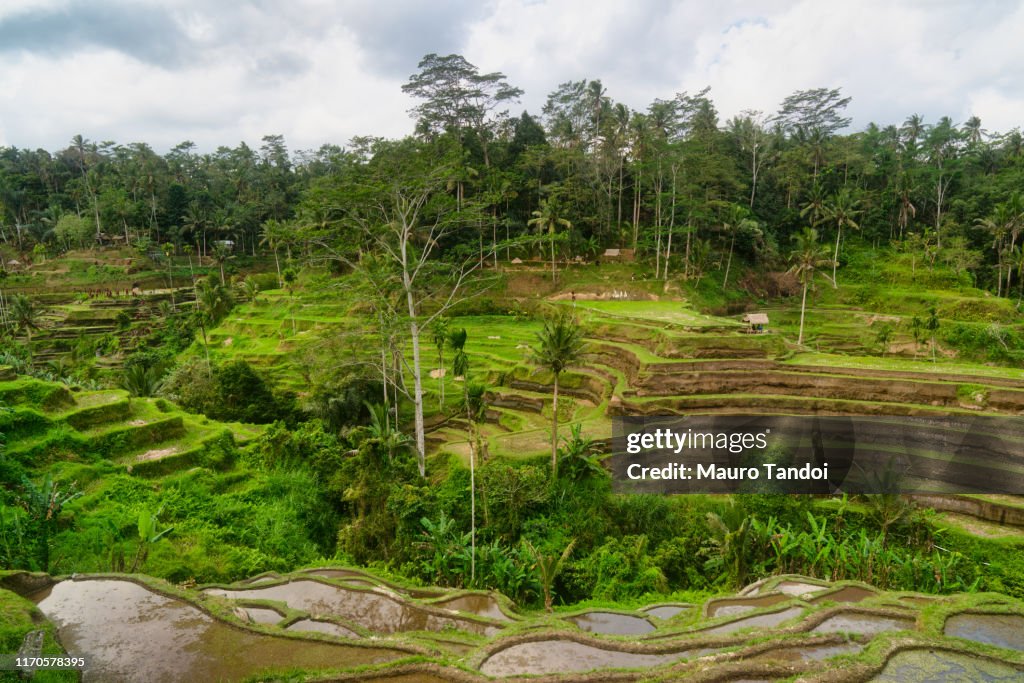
<box><xmin>5</xmin><ymin>567</ymin><xmax>1022</xmax><ymax>681</ymax></box>
<box><xmin>0</xmin><ymin>376</ymin><xmax>262</xmax><ymax>476</ymax></box>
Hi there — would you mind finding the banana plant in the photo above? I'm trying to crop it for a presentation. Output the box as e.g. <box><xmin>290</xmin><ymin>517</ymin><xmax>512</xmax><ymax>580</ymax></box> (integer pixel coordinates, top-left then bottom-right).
<box><xmin>130</xmin><ymin>506</ymin><xmax>173</xmax><ymax>573</ymax></box>
<box><xmin>524</xmin><ymin>538</ymin><xmax>576</xmax><ymax>612</ymax></box>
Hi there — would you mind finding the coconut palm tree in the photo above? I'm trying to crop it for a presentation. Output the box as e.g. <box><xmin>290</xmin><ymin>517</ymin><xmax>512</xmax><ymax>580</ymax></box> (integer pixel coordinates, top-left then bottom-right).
<box><xmin>432</xmin><ymin>317</ymin><xmax>450</xmax><ymax>410</ymax></box>
<box><xmin>975</xmin><ymin>203</ymin><xmax>1015</xmax><ymax>296</ymax></box>
<box><xmin>799</xmin><ymin>183</ymin><xmax>828</xmax><ymax>228</ymax></box>
<box><xmin>211</xmin><ymin>243</ymin><xmax>232</xmax><ymax>285</ymax></box>
<box><xmin>528</xmin><ymin>199</ymin><xmax>572</xmax><ymax>284</ymax></box>
<box><xmin>10</xmin><ymin>294</ymin><xmax>41</xmax><ymax>367</ymax></box>
<box><xmin>182</xmin><ymin>244</ymin><xmax>195</xmax><ymax>281</ymax></box>
<box><xmin>531</xmin><ymin>314</ymin><xmax>586</xmax><ymax>477</ymax></box>
<box><xmin>194</xmin><ymin>278</ymin><xmax>232</xmax><ymax>366</ymax></box>
<box><xmin>259</xmin><ymin>220</ymin><xmax>285</xmax><ymax>288</ymax></box>
<box><xmin>824</xmin><ymin>188</ymin><xmax>861</xmax><ymax>286</ymax></box>
<box><xmin>720</xmin><ymin>204</ymin><xmax>750</xmax><ymax>290</ymax></box>
<box><xmin>239</xmin><ymin>276</ymin><xmax>260</xmax><ymax>304</ymax></box>
<box><xmin>787</xmin><ymin>228</ymin><xmax>834</xmax><ymax>346</ymax></box>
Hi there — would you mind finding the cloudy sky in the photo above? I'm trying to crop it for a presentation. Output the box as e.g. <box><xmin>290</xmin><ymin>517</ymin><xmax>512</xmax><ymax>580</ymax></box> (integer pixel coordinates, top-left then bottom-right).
<box><xmin>1</xmin><ymin>0</ymin><xmax>1022</xmax><ymax>153</ymax></box>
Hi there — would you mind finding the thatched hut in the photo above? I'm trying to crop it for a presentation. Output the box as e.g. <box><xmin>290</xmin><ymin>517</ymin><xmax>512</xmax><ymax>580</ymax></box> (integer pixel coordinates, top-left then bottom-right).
<box><xmin>743</xmin><ymin>312</ymin><xmax>769</xmax><ymax>333</ymax></box>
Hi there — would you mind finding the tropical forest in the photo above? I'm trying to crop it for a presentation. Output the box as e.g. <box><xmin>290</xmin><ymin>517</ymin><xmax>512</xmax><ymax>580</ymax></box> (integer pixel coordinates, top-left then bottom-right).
<box><xmin>2</xmin><ymin>52</ymin><xmax>1024</xmax><ymax>681</ymax></box>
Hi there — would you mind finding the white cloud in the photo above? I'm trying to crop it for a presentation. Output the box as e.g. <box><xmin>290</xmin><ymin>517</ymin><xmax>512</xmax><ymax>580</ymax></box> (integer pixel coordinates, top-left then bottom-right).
<box><xmin>0</xmin><ymin>0</ymin><xmax>1022</xmax><ymax>153</ymax></box>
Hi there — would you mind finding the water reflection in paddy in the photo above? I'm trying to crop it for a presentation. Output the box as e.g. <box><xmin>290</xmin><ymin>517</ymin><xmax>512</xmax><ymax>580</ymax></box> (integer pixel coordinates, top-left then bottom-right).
<box><xmin>206</xmin><ymin>579</ymin><xmax>495</xmax><ymax>635</ymax></box>
<box><xmin>567</xmin><ymin>611</ymin><xmax>655</xmax><ymax>635</ymax></box>
<box><xmin>871</xmin><ymin>649</ymin><xmax>1024</xmax><ymax>682</ymax></box>
<box><xmin>944</xmin><ymin>613</ymin><xmax>1024</xmax><ymax>651</ymax></box>
<box><xmin>479</xmin><ymin>640</ymin><xmax>706</xmax><ymax>676</ymax></box>
<box><xmin>32</xmin><ymin>579</ymin><xmax>399</xmax><ymax>682</ymax></box>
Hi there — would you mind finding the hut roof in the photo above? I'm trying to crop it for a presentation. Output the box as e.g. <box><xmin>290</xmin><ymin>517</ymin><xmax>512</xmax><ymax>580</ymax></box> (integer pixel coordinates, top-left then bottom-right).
<box><xmin>743</xmin><ymin>313</ymin><xmax>770</xmax><ymax>325</ymax></box>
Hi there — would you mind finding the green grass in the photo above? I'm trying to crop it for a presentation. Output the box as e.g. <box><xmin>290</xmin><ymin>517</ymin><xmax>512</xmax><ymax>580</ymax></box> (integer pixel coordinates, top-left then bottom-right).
<box><xmin>573</xmin><ymin>300</ymin><xmax>740</xmax><ymax>327</ymax></box>
<box><xmin>789</xmin><ymin>352</ymin><xmax>1024</xmax><ymax>381</ymax></box>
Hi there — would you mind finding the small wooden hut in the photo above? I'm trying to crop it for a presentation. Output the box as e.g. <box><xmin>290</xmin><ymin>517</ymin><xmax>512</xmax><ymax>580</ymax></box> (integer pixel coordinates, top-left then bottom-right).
<box><xmin>743</xmin><ymin>313</ymin><xmax>769</xmax><ymax>334</ymax></box>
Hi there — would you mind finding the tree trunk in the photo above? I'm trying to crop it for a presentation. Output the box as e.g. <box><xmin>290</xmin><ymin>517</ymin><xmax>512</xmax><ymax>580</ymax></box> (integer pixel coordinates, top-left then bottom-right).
<box><xmin>438</xmin><ymin>347</ymin><xmax>445</xmax><ymax>410</ymax></box>
<box><xmin>749</xmin><ymin>145</ymin><xmax>758</xmax><ymax>209</ymax></box>
<box><xmin>381</xmin><ymin>343</ymin><xmax>390</xmax><ymax>432</ymax></box>
<box><xmin>401</xmin><ymin>219</ymin><xmax>428</xmax><ymax>477</ymax></box>
<box><xmin>723</xmin><ymin>235</ymin><xmax>735</xmax><ymax>290</ymax></box>
<box><xmin>550</xmin><ymin>229</ymin><xmax>557</xmax><ymax>284</ymax></box>
<box><xmin>832</xmin><ymin>226</ymin><xmax>841</xmax><ymax>287</ymax></box>
<box><xmin>550</xmin><ymin>373</ymin><xmax>560</xmax><ymax>478</ymax></box>
<box><xmin>274</xmin><ymin>249</ymin><xmax>282</xmax><ymax>288</ymax></box>
<box><xmin>617</xmin><ymin>156</ymin><xmax>624</xmax><ymax>231</ymax></box>
<box><xmin>468</xmin><ymin>410</ymin><xmax>477</xmax><ymax>585</ymax></box>
<box><xmin>798</xmin><ymin>282</ymin><xmax>808</xmax><ymax>345</ymax></box>
<box><xmin>409</xmin><ymin>318</ymin><xmax>427</xmax><ymax>477</ymax></box>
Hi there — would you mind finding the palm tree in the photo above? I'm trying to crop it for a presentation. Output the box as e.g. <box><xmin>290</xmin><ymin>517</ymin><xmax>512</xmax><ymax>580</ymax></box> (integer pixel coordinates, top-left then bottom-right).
<box><xmin>531</xmin><ymin>314</ymin><xmax>586</xmax><ymax>476</ymax></box>
<box><xmin>824</xmin><ymin>189</ymin><xmax>861</xmax><ymax>286</ymax></box>
<box><xmin>925</xmin><ymin>306</ymin><xmax>940</xmax><ymax>363</ymax></box>
<box><xmin>282</xmin><ymin>267</ymin><xmax>298</xmax><ymax>335</ymax></box>
<box><xmin>10</xmin><ymin>294</ymin><xmax>42</xmax><ymax>367</ymax></box>
<box><xmin>162</xmin><ymin>243</ymin><xmax>175</xmax><ymax>287</ymax></box>
<box><xmin>239</xmin><ymin>276</ymin><xmax>260</xmax><ymax>304</ymax></box>
<box><xmin>211</xmin><ymin>243</ymin><xmax>232</xmax><ymax>285</ymax></box>
<box><xmin>182</xmin><ymin>244</ymin><xmax>195</xmax><ymax>281</ymax></box>
<box><xmin>259</xmin><ymin>220</ymin><xmax>284</xmax><ymax>288</ymax></box>
<box><xmin>161</xmin><ymin>243</ymin><xmax>177</xmax><ymax>312</ymax></box>
<box><xmin>528</xmin><ymin>199</ymin><xmax>572</xmax><ymax>284</ymax></box>
<box><xmin>524</xmin><ymin>538</ymin><xmax>576</xmax><ymax>612</ymax></box>
<box><xmin>900</xmin><ymin>113</ymin><xmax>925</xmax><ymax>151</ymax></box>
<box><xmin>1014</xmin><ymin>244</ymin><xmax>1024</xmax><ymax>306</ymax></box>
<box><xmin>194</xmin><ymin>278</ymin><xmax>232</xmax><ymax>366</ymax></box>
<box><xmin>975</xmin><ymin>203</ymin><xmax>1014</xmax><ymax>296</ymax></box>
<box><xmin>787</xmin><ymin>228</ymin><xmax>834</xmax><ymax>345</ymax></box>
<box><xmin>181</xmin><ymin>201</ymin><xmax>207</xmax><ymax>259</ymax></box>
<box><xmin>366</xmin><ymin>401</ymin><xmax>410</xmax><ymax>463</ymax></box>
<box><xmin>799</xmin><ymin>183</ymin><xmax>828</xmax><ymax>228</ymax></box>
<box><xmin>432</xmin><ymin>317</ymin><xmax>450</xmax><ymax>410</ymax></box>
<box><xmin>720</xmin><ymin>204</ymin><xmax>750</xmax><ymax>290</ymax></box>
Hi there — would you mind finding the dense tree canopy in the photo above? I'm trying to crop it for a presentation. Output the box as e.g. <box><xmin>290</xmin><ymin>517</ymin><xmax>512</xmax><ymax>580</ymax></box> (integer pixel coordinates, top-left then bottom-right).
<box><xmin>2</xmin><ymin>54</ymin><xmax>1024</xmax><ymax>298</ymax></box>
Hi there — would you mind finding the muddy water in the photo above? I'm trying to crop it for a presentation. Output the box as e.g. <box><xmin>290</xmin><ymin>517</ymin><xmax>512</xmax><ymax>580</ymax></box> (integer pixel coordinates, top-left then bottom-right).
<box><xmin>304</xmin><ymin>568</ymin><xmax>365</xmax><ymax>579</ymax></box>
<box><xmin>287</xmin><ymin>618</ymin><xmax>359</xmax><ymax>638</ymax></box>
<box><xmin>240</xmin><ymin>573</ymin><xmax>281</xmax><ymax>585</ymax></box>
<box><xmin>435</xmin><ymin>594</ymin><xmax>511</xmax><ymax>621</ymax></box>
<box><xmin>809</xmin><ymin>586</ymin><xmax>877</xmax><ymax>604</ymax></box>
<box><xmin>567</xmin><ymin>611</ymin><xmax>655</xmax><ymax>635</ymax></box>
<box><xmin>706</xmin><ymin>593</ymin><xmax>789</xmax><ymax>618</ymax></box>
<box><xmin>811</xmin><ymin>612</ymin><xmax>914</xmax><ymax>635</ymax></box>
<box><xmin>700</xmin><ymin>606</ymin><xmax>804</xmax><ymax>635</ymax></box>
<box><xmin>206</xmin><ymin>580</ymin><xmax>493</xmax><ymax>635</ymax></box>
<box><xmin>240</xmin><ymin>607</ymin><xmax>283</xmax><ymax>624</ymax></box>
<box><xmin>479</xmin><ymin>641</ymin><xmax>690</xmax><ymax>676</ymax></box>
<box><xmin>774</xmin><ymin>580</ymin><xmax>827</xmax><ymax>597</ymax></box>
<box><xmin>944</xmin><ymin>613</ymin><xmax>1024</xmax><ymax>651</ymax></box>
<box><xmin>32</xmin><ymin>579</ymin><xmax>399</xmax><ymax>682</ymax></box>
<box><xmin>643</xmin><ymin>605</ymin><xmax>690</xmax><ymax>620</ymax></box>
<box><xmin>750</xmin><ymin>641</ymin><xmax>864</xmax><ymax>662</ymax></box>
<box><xmin>303</xmin><ymin>569</ymin><xmax>445</xmax><ymax>598</ymax></box>
<box><xmin>871</xmin><ymin>649</ymin><xmax>1024</xmax><ymax>681</ymax></box>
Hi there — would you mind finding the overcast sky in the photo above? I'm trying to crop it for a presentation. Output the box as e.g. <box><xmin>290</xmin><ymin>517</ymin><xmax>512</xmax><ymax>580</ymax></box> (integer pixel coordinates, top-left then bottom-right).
<box><xmin>1</xmin><ymin>0</ymin><xmax>1022</xmax><ymax>154</ymax></box>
